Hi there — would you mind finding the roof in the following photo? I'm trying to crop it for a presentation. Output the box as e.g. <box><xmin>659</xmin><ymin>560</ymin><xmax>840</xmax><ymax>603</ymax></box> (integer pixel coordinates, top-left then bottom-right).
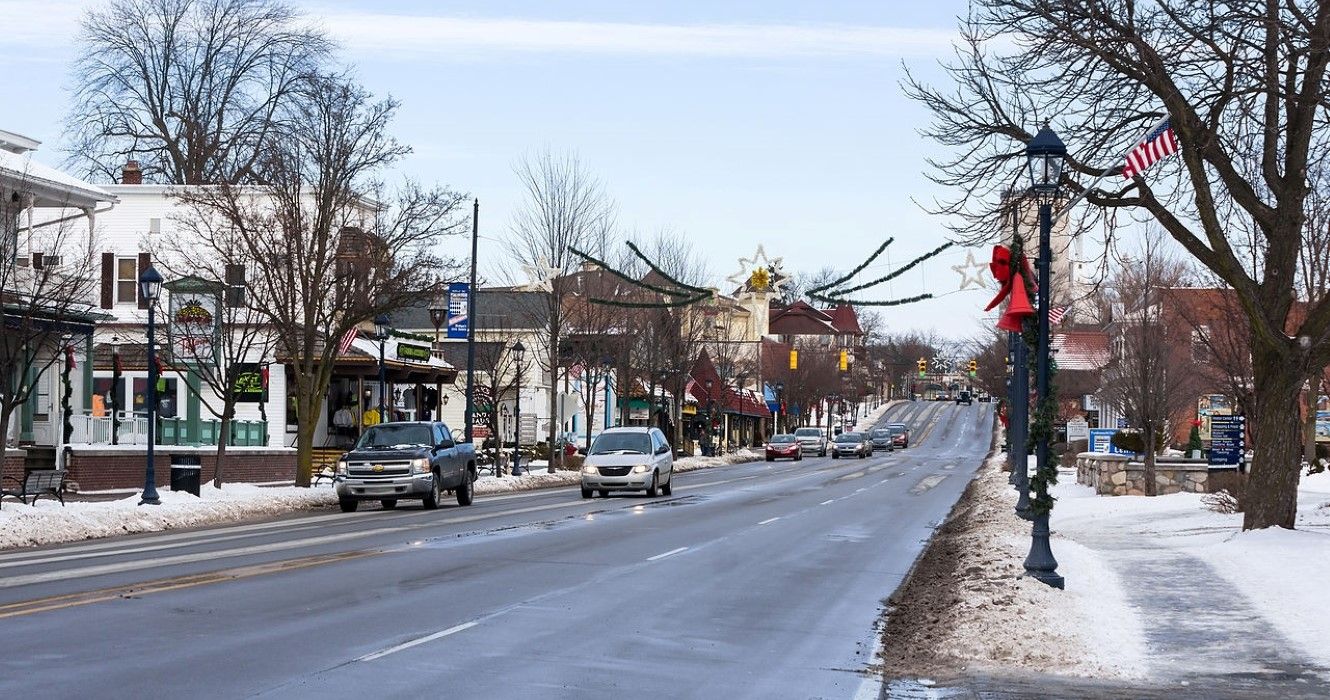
<box><xmin>769</xmin><ymin>301</ymin><xmax>838</xmax><ymax>336</ymax></box>
<box><xmin>826</xmin><ymin>304</ymin><xmax>864</xmax><ymax>335</ymax></box>
<box><xmin>0</xmin><ymin>148</ymin><xmax>116</xmax><ymax>208</ymax></box>
<box><xmin>1051</xmin><ymin>331</ymin><xmax>1110</xmax><ymax>371</ymax></box>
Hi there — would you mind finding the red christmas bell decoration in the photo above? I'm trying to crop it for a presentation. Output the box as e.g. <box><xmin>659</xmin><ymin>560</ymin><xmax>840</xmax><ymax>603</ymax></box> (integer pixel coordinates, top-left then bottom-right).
<box><xmin>997</xmin><ymin>272</ymin><xmax>1035</xmax><ymax>332</ymax></box>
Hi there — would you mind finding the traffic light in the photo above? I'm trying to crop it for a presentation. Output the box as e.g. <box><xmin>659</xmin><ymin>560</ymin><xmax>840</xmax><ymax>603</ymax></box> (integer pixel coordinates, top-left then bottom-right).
<box><xmin>789</xmin><ymin>349</ymin><xmax>798</xmax><ymax>370</ymax></box>
<box><xmin>968</xmin><ymin>359</ymin><xmax>978</xmax><ymax>376</ymax></box>
<box><xmin>839</xmin><ymin>349</ymin><xmax>849</xmax><ymax>372</ymax></box>
<box><xmin>917</xmin><ymin>357</ymin><xmax>927</xmax><ymax>377</ymax></box>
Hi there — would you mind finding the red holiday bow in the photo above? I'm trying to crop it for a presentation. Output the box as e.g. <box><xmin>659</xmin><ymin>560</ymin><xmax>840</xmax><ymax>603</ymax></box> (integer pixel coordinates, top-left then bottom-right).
<box><xmin>983</xmin><ymin>245</ymin><xmax>1036</xmax><ymax>312</ymax></box>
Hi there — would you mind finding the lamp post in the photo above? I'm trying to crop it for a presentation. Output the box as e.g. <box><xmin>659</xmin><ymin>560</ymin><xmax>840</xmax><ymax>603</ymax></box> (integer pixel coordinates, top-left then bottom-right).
<box><xmin>428</xmin><ymin>299</ymin><xmax>446</xmax><ymax>420</ymax></box>
<box><xmin>374</xmin><ymin>314</ymin><xmax>391</xmax><ymax>423</ymax></box>
<box><xmin>1023</xmin><ymin>124</ymin><xmax>1066</xmax><ymax>589</ymax></box>
<box><xmin>111</xmin><ymin>336</ymin><xmax>121</xmax><ymax>445</ymax></box>
<box><xmin>138</xmin><ymin>266</ymin><xmax>163</xmax><ymax>506</ymax></box>
<box><xmin>512</xmin><ymin>340</ymin><xmax>526</xmax><ymax>475</ymax></box>
<box><xmin>775</xmin><ymin>382</ymin><xmax>785</xmax><ymax>434</ymax></box>
<box><xmin>704</xmin><ymin>378</ymin><xmax>714</xmax><ymax>457</ymax></box>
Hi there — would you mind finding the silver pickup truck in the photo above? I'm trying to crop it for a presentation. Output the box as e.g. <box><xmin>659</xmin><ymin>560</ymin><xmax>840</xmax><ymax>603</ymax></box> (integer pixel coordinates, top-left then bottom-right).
<box><xmin>335</xmin><ymin>421</ymin><xmax>477</xmax><ymax>512</ymax></box>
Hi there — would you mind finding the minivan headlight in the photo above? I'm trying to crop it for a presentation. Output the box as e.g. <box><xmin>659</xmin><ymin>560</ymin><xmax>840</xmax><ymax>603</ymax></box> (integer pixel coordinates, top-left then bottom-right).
<box><xmin>582</xmin><ymin>465</ymin><xmax>598</xmax><ymax>474</ymax></box>
<box><xmin>632</xmin><ymin>464</ymin><xmax>651</xmax><ymax>474</ymax></box>
<box><xmin>335</xmin><ymin>460</ymin><xmax>348</xmax><ymax>476</ymax></box>
<box><xmin>411</xmin><ymin>457</ymin><xmax>430</xmax><ymax>474</ymax></box>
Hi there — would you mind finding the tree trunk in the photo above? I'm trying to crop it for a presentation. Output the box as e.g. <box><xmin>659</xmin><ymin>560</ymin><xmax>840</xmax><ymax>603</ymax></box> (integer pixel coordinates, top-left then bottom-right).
<box><xmin>1143</xmin><ymin>422</ymin><xmax>1157</xmax><ymax>497</ymax></box>
<box><xmin>547</xmin><ymin>345</ymin><xmax>558</xmax><ymax>474</ymax></box>
<box><xmin>1304</xmin><ymin>374</ymin><xmax>1318</xmax><ymax>468</ymax></box>
<box><xmin>1244</xmin><ymin>344</ymin><xmax>1305</xmax><ymax>530</ymax></box>
<box><xmin>294</xmin><ymin>400</ymin><xmax>317</xmax><ymax>487</ymax></box>
<box><xmin>213</xmin><ymin>414</ymin><xmax>231</xmax><ymax>489</ymax></box>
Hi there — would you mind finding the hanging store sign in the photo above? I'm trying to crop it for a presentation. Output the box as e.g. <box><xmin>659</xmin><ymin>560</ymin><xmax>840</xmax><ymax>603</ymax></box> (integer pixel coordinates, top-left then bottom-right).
<box><xmin>397</xmin><ymin>343</ymin><xmax>432</xmax><ymax>362</ymax></box>
<box><xmin>446</xmin><ymin>283</ymin><xmax>470</xmax><ymax>339</ymax></box>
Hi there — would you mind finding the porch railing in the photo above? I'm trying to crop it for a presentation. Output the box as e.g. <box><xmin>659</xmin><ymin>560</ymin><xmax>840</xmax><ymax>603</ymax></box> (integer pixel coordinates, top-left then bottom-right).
<box><xmin>63</xmin><ymin>412</ymin><xmax>268</xmax><ymax>447</ymax></box>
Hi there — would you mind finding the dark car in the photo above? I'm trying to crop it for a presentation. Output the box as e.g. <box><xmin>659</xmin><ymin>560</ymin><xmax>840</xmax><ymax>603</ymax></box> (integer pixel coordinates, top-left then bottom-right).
<box><xmin>831</xmin><ymin>431</ymin><xmax>872</xmax><ymax>459</ymax></box>
<box><xmin>765</xmin><ymin>434</ymin><xmax>803</xmax><ymax>462</ymax></box>
<box><xmin>888</xmin><ymin>423</ymin><xmax>910</xmax><ymax>449</ymax></box>
<box><xmin>335</xmin><ymin>421</ymin><xmax>477</xmax><ymax>512</ymax></box>
<box><xmin>956</xmin><ymin>391</ymin><xmax>973</xmax><ymax>405</ymax></box>
<box><xmin>870</xmin><ymin>428</ymin><xmax>895</xmax><ymax>451</ymax></box>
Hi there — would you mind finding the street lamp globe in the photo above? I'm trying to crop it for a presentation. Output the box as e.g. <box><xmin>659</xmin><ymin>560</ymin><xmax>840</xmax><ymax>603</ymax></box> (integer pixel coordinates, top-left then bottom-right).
<box><xmin>374</xmin><ymin>313</ymin><xmax>391</xmax><ymax>340</ymax></box>
<box><xmin>138</xmin><ymin>266</ymin><xmax>163</xmax><ymax>301</ymax></box>
<box><xmin>1025</xmin><ymin>125</ymin><xmax>1067</xmax><ymax>198</ymax></box>
<box><xmin>512</xmin><ymin>340</ymin><xmax>526</xmax><ymax>363</ymax></box>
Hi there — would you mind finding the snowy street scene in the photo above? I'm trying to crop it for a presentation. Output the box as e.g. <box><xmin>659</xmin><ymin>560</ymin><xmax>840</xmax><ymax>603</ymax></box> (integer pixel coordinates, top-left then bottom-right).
<box><xmin>5</xmin><ymin>1</ymin><xmax>1330</xmax><ymax>698</ymax></box>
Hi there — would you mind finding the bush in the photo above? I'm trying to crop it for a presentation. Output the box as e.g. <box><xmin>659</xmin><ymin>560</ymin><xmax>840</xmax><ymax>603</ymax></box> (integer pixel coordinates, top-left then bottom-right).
<box><xmin>1110</xmin><ymin>429</ymin><xmax>1165</xmax><ymax>454</ymax></box>
<box><xmin>1186</xmin><ymin>424</ymin><xmax>1203</xmax><ymax>454</ymax></box>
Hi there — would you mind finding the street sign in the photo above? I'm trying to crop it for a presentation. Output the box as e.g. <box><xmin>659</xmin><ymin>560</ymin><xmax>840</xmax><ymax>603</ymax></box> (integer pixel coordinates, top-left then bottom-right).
<box><xmin>1089</xmin><ymin>428</ymin><xmax>1127</xmax><ymax>454</ymax></box>
<box><xmin>519</xmin><ymin>414</ymin><xmax>538</xmax><ymax>444</ymax></box>
<box><xmin>1066</xmin><ymin>417</ymin><xmax>1089</xmax><ymax>442</ymax></box>
<box><xmin>1208</xmin><ymin>415</ymin><xmax>1246</xmax><ymax>467</ymax></box>
<box><xmin>446</xmin><ymin>282</ymin><xmax>469</xmax><ymax>339</ymax></box>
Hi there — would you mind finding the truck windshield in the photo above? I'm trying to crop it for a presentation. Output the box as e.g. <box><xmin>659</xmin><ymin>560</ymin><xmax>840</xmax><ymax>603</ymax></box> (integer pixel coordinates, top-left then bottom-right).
<box><xmin>355</xmin><ymin>424</ymin><xmax>434</xmax><ymax>449</ymax></box>
<box><xmin>589</xmin><ymin>433</ymin><xmax>651</xmax><ymax>455</ymax></box>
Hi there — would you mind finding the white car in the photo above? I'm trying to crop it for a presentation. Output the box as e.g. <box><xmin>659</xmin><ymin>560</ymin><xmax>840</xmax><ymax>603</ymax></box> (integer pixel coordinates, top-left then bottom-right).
<box><xmin>793</xmin><ymin>427</ymin><xmax>828</xmax><ymax>456</ymax></box>
<box><xmin>580</xmin><ymin>427</ymin><xmax>675</xmax><ymax>498</ymax></box>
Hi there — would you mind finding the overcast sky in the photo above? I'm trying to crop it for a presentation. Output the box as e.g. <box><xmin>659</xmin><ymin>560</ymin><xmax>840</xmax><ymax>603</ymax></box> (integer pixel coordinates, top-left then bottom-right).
<box><xmin>0</xmin><ymin>0</ymin><xmax>1014</xmax><ymax>338</ymax></box>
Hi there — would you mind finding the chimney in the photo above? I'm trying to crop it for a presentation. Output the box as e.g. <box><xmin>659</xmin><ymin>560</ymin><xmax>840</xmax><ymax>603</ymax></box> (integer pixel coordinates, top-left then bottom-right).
<box><xmin>121</xmin><ymin>160</ymin><xmax>143</xmax><ymax>185</ymax></box>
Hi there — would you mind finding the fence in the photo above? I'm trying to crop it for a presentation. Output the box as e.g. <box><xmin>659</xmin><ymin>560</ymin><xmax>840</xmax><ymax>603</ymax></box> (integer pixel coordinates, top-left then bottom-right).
<box><xmin>65</xmin><ymin>411</ymin><xmax>268</xmax><ymax>447</ymax></box>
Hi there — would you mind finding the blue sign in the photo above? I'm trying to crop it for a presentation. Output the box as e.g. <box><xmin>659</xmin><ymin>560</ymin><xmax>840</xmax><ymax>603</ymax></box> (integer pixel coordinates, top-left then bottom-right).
<box><xmin>1208</xmin><ymin>415</ymin><xmax>1246</xmax><ymax>467</ymax></box>
<box><xmin>446</xmin><ymin>283</ymin><xmax>469</xmax><ymax>339</ymax></box>
<box><xmin>1089</xmin><ymin>428</ymin><xmax>1127</xmax><ymax>454</ymax></box>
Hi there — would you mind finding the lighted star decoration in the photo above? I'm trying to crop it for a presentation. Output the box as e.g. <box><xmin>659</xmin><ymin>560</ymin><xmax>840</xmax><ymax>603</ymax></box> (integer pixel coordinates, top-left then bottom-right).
<box><xmin>726</xmin><ymin>245</ymin><xmax>787</xmax><ymax>296</ymax></box>
<box><xmin>952</xmin><ymin>249</ymin><xmax>992</xmax><ymax>291</ymax></box>
<box><xmin>521</xmin><ymin>258</ymin><xmax>562</xmax><ymax>293</ymax></box>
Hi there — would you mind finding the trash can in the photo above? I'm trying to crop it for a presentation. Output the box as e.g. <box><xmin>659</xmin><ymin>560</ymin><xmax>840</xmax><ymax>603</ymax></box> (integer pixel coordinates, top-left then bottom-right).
<box><xmin>170</xmin><ymin>454</ymin><xmax>202</xmax><ymax>496</ymax></box>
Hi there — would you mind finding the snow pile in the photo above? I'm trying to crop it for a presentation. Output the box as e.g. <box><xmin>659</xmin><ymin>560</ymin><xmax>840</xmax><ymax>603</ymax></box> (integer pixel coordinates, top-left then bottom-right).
<box><xmin>0</xmin><ymin>484</ymin><xmax>338</xmax><ymax>550</ymax></box>
<box><xmin>854</xmin><ymin>401</ymin><xmax>900</xmax><ymax>433</ymax></box>
<box><xmin>475</xmin><ymin>470</ymin><xmax>581</xmax><ymax>494</ymax></box>
<box><xmin>675</xmin><ymin>448</ymin><xmax>763</xmax><ymax>473</ymax></box>
<box><xmin>919</xmin><ymin>451</ymin><xmax>1148</xmax><ymax>679</ymax></box>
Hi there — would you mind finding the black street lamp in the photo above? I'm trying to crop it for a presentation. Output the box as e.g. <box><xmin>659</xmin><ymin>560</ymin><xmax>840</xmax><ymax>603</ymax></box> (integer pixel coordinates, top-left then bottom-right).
<box><xmin>511</xmin><ymin>340</ymin><xmax>526</xmax><ymax>475</ymax></box>
<box><xmin>704</xmin><ymin>378</ymin><xmax>714</xmax><ymax>457</ymax></box>
<box><xmin>1023</xmin><ymin>124</ymin><xmax>1067</xmax><ymax>589</ymax></box>
<box><xmin>374</xmin><ymin>314</ymin><xmax>391</xmax><ymax>423</ymax></box>
<box><xmin>138</xmin><ymin>266</ymin><xmax>163</xmax><ymax>506</ymax></box>
<box><xmin>775</xmin><ymin>382</ymin><xmax>785</xmax><ymax>434</ymax></box>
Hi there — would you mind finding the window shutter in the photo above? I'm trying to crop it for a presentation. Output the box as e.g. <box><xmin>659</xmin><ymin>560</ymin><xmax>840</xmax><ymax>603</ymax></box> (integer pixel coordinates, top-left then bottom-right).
<box><xmin>224</xmin><ymin>263</ymin><xmax>246</xmax><ymax>307</ymax></box>
<box><xmin>137</xmin><ymin>252</ymin><xmax>151</xmax><ymax>309</ymax></box>
<box><xmin>100</xmin><ymin>253</ymin><xmax>114</xmax><ymax>309</ymax></box>
<box><xmin>31</xmin><ymin>252</ymin><xmax>43</xmax><ymax>270</ymax></box>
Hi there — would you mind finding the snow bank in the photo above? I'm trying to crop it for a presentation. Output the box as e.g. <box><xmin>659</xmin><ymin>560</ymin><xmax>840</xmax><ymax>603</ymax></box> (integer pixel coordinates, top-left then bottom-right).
<box><xmin>0</xmin><ymin>450</ymin><xmax>764</xmax><ymax>551</ymax></box>
<box><xmin>853</xmin><ymin>401</ymin><xmax>900</xmax><ymax>433</ymax></box>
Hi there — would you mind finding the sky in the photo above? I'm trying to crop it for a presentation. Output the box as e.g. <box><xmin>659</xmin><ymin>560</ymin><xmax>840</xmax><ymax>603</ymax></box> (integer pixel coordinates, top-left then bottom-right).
<box><xmin>0</xmin><ymin>0</ymin><xmax>1007</xmax><ymax>338</ymax></box>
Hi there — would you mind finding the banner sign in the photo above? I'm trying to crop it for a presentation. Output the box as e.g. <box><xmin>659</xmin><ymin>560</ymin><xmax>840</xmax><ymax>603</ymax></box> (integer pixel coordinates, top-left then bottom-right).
<box><xmin>233</xmin><ymin>363</ymin><xmax>267</xmax><ymax>403</ymax></box>
<box><xmin>397</xmin><ymin>343</ymin><xmax>432</xmax><ymax>362</ymax></box>
<box><xmin>168</xmin><ymin>292</ymin><xmax>218</xmax><ymax>363</ymax></box>
<box><xmin>1208</xmin><ymin>415</ymin><xmax>1246</xmax><ymax>467</ymax></box>
<box><xmin>446</xmin><ymin>282</ymin><xmax>470</xmax><ymax>339</ymax></box>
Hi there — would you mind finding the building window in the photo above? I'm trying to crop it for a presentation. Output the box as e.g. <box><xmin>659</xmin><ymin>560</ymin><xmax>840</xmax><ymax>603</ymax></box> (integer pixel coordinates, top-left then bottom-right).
<box><xmin>116</xmin><ymin>257</ymin><xmax>138</xmax><ymax>304</ymax></box>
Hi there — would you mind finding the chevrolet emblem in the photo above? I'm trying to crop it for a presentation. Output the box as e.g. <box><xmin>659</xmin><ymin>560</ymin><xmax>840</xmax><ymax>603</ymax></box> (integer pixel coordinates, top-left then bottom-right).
<box><xmin>372</xmin><ymin>464</ymin><xmax>384</xmax><ymax>472</ymax></box>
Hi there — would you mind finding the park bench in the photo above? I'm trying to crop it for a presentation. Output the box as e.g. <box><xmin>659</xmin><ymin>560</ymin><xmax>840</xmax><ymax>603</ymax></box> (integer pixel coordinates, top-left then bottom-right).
<box><xmin>1</xmin><ymin>469</ymin><xmax>68</xmax><ymax>506</ymax></box>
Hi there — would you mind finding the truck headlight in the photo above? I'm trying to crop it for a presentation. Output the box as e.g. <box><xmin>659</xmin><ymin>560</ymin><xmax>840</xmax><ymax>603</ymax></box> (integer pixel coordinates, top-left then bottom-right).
<box><xmin>411</xmin><ymin>458</ymin><xmax>430</xmax><ymax>474</ymax></box>
<box><xmin>632</xmin><ymin>464</ymin><xmax>651</xmax><ymax>474</ymax></box>
<box><xmin>582</xmin><ymin>465</ymin><xmax>598</xmax><ymax>475</ymax></box>
<box><xmin>335</xmin><ymin>460</ymin><xmax>348</xmax><ymax>476</ymax></box>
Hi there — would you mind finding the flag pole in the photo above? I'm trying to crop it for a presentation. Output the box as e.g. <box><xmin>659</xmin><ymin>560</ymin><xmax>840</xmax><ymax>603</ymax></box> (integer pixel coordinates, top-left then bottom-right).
<box><xmin>1054</xmin><ymin>114</ymin><xmax>1170</xmax><ymax>223</ymax></box>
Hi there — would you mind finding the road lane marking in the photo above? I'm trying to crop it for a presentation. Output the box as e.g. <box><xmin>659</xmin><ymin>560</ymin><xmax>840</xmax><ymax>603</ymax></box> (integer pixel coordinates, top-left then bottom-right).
<box><xmin>910</xmin><ymin>475</ymin><xmax>948</xmax><ymax>495</ymax></box>
<box><xmin>355</xmin><ymin>621</ymin><xmax>479</xmax><ymax>662</ymax></box>
<box><xmin>757</xmin><ymin>517</ymin><xmax>780</xmax><ymax>525</ymax></box>
<box><xmin>647</xmin><ymin>546</ymin><xmax>688</xmax><ymax>561</ymax></box>
<box><xmin>820</xmin><ymin>499</ymin><xmax>835</xmax><ymax>505</ymax></box>
<box><xmin>855</xmin><ymin>488</ymin><xmax>867</xmax><ymax>493</ymax></box>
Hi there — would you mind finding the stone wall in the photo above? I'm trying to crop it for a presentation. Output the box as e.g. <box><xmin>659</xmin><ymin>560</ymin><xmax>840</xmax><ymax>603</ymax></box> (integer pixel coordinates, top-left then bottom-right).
<box><xmin>1076</xmin><ymin>452</ymin><xmax>1209</xmax><ymax>496</ymax></box>
<box><xmin>66</xmin><ymin>447</ymin><xmax>297</xmax><ymax>492</ymax></box>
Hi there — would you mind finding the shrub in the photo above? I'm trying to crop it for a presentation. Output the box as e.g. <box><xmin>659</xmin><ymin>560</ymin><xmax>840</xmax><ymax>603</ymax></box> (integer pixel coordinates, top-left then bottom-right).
<box><xmin>1186</xmin><ymin>424</ymin><xmax>1203</xmax><ymax>454</ymax></box>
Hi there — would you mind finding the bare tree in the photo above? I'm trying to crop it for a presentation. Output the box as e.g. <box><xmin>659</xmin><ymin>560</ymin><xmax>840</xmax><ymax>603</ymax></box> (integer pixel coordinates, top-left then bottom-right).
<box><xmin>68</xmin><ymin>0</ymin><xmax>332</xmax><ymax>184</ymax></box>
<box><xmin>506</xmin><ymin>149</ymin><xmax>616</xmax><ymax>472</ymax></box>
<box><xmin>175</xmin><ymin>75</ymin><xmax>469</xmax><ymax>485</ymax></box>
<box><xmin>0</xmin><ymin>192</ymin><xmax>98</xmax><ymax>476</ymax></box>
<box><xmin>1100</xmin><ymin>235</ymin><xmax>1200</xmax><ymax>495</ymax></box>
<box><xmin>907</xmin><ymin>2</ymin><xmax>1330</xmax><ymax>529</ymax></box>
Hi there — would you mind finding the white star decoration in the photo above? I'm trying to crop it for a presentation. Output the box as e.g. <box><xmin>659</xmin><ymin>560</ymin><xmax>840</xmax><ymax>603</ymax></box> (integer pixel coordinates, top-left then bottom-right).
<box><xmin>726</xmin><ymin>245</ymin><xmax>787</xmax><ymax>295</ymax></box>
<box><xmin>952</xmin><ymin>249</ymin><xmax>991</xmax><ymax>291</ymax></box>
<box><xmin>521</xmin><ymin>258</ymin><xmax>561</xmax><ymax>293</ymax></box>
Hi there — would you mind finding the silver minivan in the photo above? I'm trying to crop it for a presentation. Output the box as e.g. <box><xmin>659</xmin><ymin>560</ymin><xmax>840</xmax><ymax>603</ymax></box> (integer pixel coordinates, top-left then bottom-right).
<box><xmin>580</xmin><ymin>427</ymin><xmax>675</xmax><ymax>498</ymax></box>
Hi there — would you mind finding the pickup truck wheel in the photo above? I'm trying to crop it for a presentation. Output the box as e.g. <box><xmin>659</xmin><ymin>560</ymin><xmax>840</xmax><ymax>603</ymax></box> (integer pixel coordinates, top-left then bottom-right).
<box><xmin>380</xmin><ymin>499</ymin><xmax>397</xmax><ymax>510</ymax></box>
<box><xmin>455</xmin><ymin>471</ymin><xmax>474</xmax><ymax>506</ymax></box>
<box><xmin>421</xmin><ymin>474</ymin><xmax>440</xmax><ymax>510</ymax></box>
<box><xmin>581</xmin><ymin>487</ymin><xmax>592</xmax><ymax>499</ymax></box>
<box><xmin>645</xmin><ymin>471</ymin><xmax>659</xmax><ymax>497</ymax></box>
<box><xmin>338</xmin><ymin>498</ymin><xmax>358</xmax><ymax>513</ymax></box>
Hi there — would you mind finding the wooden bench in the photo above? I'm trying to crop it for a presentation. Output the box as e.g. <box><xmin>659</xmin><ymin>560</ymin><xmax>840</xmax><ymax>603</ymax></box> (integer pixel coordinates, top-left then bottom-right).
<box><xmin>311</xmin><ymin>449</ymin><xmax>344</xmax><ymax>487</ymax></box>
<box><xmin>1</xmin><ymin>469</ymin><xmax>68</xmax><ymax>506</ymax></box>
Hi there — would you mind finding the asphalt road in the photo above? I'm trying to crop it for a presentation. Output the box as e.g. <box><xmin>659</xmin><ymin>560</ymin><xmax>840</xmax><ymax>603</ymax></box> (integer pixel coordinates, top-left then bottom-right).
<box><xmin>0</xmin><ymin>400</ymin><xmax>993</xmax><ymax>699</ymax></box>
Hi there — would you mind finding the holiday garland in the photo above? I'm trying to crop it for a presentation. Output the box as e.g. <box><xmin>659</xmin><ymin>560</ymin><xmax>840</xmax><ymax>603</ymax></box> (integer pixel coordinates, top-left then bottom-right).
<box><xmin>830</xmin><ymin>242</ymin><xmax>954</xmax><ymax>296</ymax></box>
<box><xmin>568</xmin><ymin>246</ymin><xmax>699</xmax><ymax>299</ymax></box>
<box><xmin>806</xmin><ymin>238</ymin><xmax>894</xmax><ymax>295</ymax></box>
<box><xmin>1009</xmin><ymin>231</ymin><xmax>1059</xmax><ymax>517</ymax></box>
<box><xmin>624</xmin><ymin>241</ymin><xmax>713</xmax><ymax>295</ymax></box>
<box><xmin>808</xmin><ymin>291</ymin><xmax>935</xmax><ymax>307</ymax></box>
<box><xmin>567</xmin><ymin>244</ymin><xmax>716</xmax><ymax>310</ymax></box>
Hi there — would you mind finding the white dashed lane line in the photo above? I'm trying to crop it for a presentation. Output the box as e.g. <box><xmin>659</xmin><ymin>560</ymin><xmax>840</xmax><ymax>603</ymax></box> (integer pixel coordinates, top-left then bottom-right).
<box><xmin>820</xmin><ymin>499</ymin><xmax>835</xmax><ymax>506</ymax></box>
<box><xmin>646</xmin><ymin>547</ymin><xmax>689</xmax><ymax>562</ymax></box>
<box><xmin>355</xmin><ymin>621</ymin><xmax>478</xmax><ymax>662</ymax></box>
<box><xmin>757</xmin><ymin>517</ymin><xmax>780</xmax><ymax>525</ymax></box>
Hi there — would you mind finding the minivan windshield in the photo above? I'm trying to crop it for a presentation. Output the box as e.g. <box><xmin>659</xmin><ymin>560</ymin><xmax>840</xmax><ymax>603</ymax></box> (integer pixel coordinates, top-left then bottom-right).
<box><xmin>794</xmin><ymin>428</ymin><xmax>821</xmax><ymax>437</ymax></box>
<box><xmin>355</xmin><ymin>424</ymin><xmax>433</xmax><ymax>449</ymax></box>
<box><xmin>590</xmin><ymin>432</ymin><xmax>652</xmax><ymax>455</ymax></box>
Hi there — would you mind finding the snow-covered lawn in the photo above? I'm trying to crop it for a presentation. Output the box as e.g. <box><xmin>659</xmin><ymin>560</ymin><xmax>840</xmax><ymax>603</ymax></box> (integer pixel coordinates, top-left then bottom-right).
<box><xmin>0</xmin><ymin>450</ymin><xmax>763</xmax><ymax>551</ymax></box>
<box><xmin>927</xmin><ymin>441</ymin><xmax>1330</xmax><ymax>680</ymax></box>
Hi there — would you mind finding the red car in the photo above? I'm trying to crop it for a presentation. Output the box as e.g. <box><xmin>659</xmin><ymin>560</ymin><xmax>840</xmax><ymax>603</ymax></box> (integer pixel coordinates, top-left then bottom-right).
<box><xmin>765</xmin><ymin>434</ymin><xmax>803</xmax><ymax>462</ymax></box>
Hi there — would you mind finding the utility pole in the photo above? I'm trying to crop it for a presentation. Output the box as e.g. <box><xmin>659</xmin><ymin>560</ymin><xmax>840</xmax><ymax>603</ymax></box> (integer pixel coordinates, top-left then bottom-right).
<box><xmin>464</xmin><ymin>198</ymin><xmax>479</xmax><ymax>442</ymax></box>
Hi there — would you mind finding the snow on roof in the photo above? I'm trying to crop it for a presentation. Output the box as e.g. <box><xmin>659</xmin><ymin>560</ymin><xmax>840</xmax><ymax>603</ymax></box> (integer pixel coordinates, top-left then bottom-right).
<box><xmin>0</xmin><ymin>148</ymin><xmax>116</xmax><ymax>207</ymax></box>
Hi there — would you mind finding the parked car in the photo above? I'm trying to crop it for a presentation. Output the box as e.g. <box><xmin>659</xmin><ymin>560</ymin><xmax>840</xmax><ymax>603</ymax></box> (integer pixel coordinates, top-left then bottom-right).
<box><xmin>335</xmin><ymin>421</ymin><xmax>477</xmax><ymax>512</ymax></box>
<box><xmin>580</xmin><ymin>426</ymin><xmax>675</xmax><ymax>498</ymax></box>
<box><xmin>870</xmin><ymin>427</ymin><xmax>895</xmax><ymax>451</ymax></box>
<box><xmin>888</xmin><ymin>423</ymin><xmax>910</xmax><ymax>449</ymax></box>
<box><xmin>793</xmin><ymin>427</ymin><xmax>828</xmax><ymax>457</ymax></box>
<box><xmin>765</xmin><ymin>434</ymin><xmax>804</xmax><ymax>462</ymax></box>
<box><xmin>831</xmin><ymin>431</ymin><xmax>872</xmax><ymax>459</ymax></box>
<box><xmin>956</xmin><ymin>390</ymin><xmax>973</xmax><ymax>405</ymax></box>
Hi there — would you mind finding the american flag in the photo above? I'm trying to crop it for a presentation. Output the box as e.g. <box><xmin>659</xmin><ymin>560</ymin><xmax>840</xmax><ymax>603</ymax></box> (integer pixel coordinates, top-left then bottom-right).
<box><xmin>336</xmin><ymin>327</ymin><xmax>359</xmax><ymax>355</ymax></box>
<box><xmin>1122</xmin><ymin>118</ymin><xmax>1179</xmax><ymax>179</ymax></box>
<box><xmin>1048</xmin><ymin>305</ymin><xmax>1070</xmax><ymax>325</ymax></box>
